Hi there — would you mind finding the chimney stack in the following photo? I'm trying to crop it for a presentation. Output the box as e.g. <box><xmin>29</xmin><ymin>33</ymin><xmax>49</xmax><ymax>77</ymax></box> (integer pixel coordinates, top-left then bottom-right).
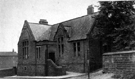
<box><xmin>12</xmin><ymin>49</ymin><xmax>14</xmax><ymax>53</ymax></box>
<box><xmin>39</xmin><ymin>19</ymin><xmax>48</xmax><ymax>25</ymax></box>
<box><xmin>87</xmin><ymin>5</ymin><xmax>94</xmax><ymax>15</ymax></box>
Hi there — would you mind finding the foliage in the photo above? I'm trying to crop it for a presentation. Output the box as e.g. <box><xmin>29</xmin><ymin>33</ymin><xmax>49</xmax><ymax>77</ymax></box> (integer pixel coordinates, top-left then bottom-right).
<box><xmin>93</xmin><ymin>1</ymin><xmax>135</xmax><ymax>50</ymax></box>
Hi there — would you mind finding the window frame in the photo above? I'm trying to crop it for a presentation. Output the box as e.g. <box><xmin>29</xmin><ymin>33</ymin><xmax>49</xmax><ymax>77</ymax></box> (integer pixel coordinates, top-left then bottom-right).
<box><xmin>77</xmin><ymin>42</ymin><xmax>80</xmax><ymax>52</ymax></box>
<box><xmin>24</xmin><ymin>66</ymin><xmax>27</xmax><ymax>71</ymax></box>
<box><xmin>57</xmin><ymin>36</ymin><xmax>64</xmax><ymax>56</ymax></box>
<box><xmin>22</xmin><ymin>40</ymin><xmax>29</xmax><ymax>59</ymax></box>
<box><xmin>73</xmin><ymin>42</ymin><xmax>81</xmax><ymax>57</ymax></box>
<box><xmin>36</xmin><ymin>46</ymin><xmax>41</xmax><ymax>59</ymax></box>
<box><xmin>73</xmin><ymin>43</ymin><xmax>76</xmax><ymax>56</ymax></box>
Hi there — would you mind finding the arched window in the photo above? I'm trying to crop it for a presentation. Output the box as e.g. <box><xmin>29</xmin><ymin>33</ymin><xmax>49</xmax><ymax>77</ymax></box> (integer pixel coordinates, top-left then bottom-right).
<box><xmin>73</xmin><ymin>42</ymin><xmax>81</xmax><ymax>57</ymax></box>
<box><xmin>57</xmin><ymin>37</ymin><xmax>64</xmax><ymax>57</ymax></box>
<box><xmin>22</xmin><ymin>40</ymin><xmax>29</xmax><ymax>59</ymax></box>
<box><xmin>36</xmin><ymin>46</ymin><xmax>41</xmax><ymax>59</ymax></box>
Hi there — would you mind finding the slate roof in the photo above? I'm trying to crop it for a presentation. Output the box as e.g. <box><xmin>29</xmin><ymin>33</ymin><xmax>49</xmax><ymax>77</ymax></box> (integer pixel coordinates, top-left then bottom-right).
<box><xmin>49</xmin><ymin>24</ymin><xmax>59</xmax><ymax>41</ymax></box>
<box><xmin>0</xmin><ymin>52</ymin><xmax>17</xmax><ymax>56</ymax></box>
<box><xmin>28</xmin><ymin>23</ymin><xmax>52</xmax><ymax>41</ymax></box>
<box><xmin>51</xmin><ymin>14</ymin><xmax>95</xmax><ymax>41</ymax></box>
<box><xmin>27</xmin><ymin>14</ymin><xmax>96</xmax><ymax>41</ymax></box>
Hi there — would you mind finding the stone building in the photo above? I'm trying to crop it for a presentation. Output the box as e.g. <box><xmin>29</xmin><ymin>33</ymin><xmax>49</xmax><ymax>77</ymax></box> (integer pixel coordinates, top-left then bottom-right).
<box><xmin>0</xmin><ymin>50</ymin><xmax>17</xmax><ymax>69</ymax></box>
<box><xmin>17</xmin><ymin>5</ymin><xmax>105</xmax><ymax>76</ymax></box>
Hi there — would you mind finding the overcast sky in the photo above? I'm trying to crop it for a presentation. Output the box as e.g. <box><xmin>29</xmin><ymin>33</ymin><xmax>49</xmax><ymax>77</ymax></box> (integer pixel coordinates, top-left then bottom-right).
<box><xmin>1</xmin><ymin>0</ymin><xmax>127</xmax><ymax>52</ymax></box>
<box><xmin>0</xmin><ymin>0</ymin><xmax>100</xmax><ymax>52</ymax></box>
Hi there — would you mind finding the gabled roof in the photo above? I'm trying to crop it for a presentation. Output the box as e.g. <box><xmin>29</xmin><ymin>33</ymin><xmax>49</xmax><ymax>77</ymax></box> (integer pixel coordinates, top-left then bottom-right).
<box><xmin>28</xmin><ymin>23</ymin><xmax>52</xmax><ymax>41</ymax></box>
<box><xmin>49</xmin><ymin>24</ymin><xmax>59</xmax><ymax>41</ymax></box>
<box><xmin>52</xmin><ymin>14</ymin><xmax>96</xmax><ymax>41</ymax></box>
<box><xmin>25</xmin><ymin>13</ymin><xmax>96</xmax><ymax>41</ymax></box>
<box><xmin>0</xmin><ymin>52</ymin><xmax>17</xmax><ymax>56</ymax></box>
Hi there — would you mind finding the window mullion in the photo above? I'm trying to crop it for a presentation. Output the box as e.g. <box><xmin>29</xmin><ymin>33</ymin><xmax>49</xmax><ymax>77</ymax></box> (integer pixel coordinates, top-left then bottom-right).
<box><xmin>60</xmin><ymin>43</ymin><xmax>62</xmax><ymax>56</ymax></box>
<box><xmin>36</xmin><ymin>47</ymin><xmax>38</xmax><ymax>59</ymax></box>
<box><xmin>73</xmin><ymin>43</ymin><xmax>76</xmax><ymax>57</ymax></box>
<box><xmin>77</xmin><ymin>42</ymin><xmax>80</xmax><ymax>56</ymax></box>
<box><xmin>58</xmin><ymin>44</ymin><xmax>60</xmax><ymax>57</ymax></box>
<box><xmin>24</xmin><ymin>47</ymin><xmax>25</xmax><ymax>59</ymax></box>
<box><xmin>76</xmin><ymin>43</ymin><xmax>78</xmax><ymax>57</ymax></box>
<box><xmin>39</xmin><ymin>47</ymin><xmax>40</xmax><ymax>58</ymax></box>
<box><xmin>23</xmin><ymin>47</ymin><xmax>24</xmax><ymax>59</ymax></box>
<box><xmin>26</xmin><ymin>46</ymin><xmax>27</xmax><ymax>59</ymax></box>
<box><xmin>25</xmin><ymin>46</ymin><xmax>27</xmax><ymax>59</ymax></box>
<box><xmin>22</xmin><ymin>40</ymin><xmax>29</xmax><ymax>59</ymax></box>
<box><xmin>37</xmin><ymin>47</ymin><xmax>39</xmax><ymax>58</ymax></box>
<box><xmin>60</xmin><ymin>38</ymin><xmax>61</xmax><ymax>55</ymax></box>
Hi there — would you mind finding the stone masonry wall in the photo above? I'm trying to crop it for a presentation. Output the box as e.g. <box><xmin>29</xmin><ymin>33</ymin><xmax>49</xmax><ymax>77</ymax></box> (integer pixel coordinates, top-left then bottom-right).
<box><xmin>48</xmin><ymin>59</ymin><xmax>66</xmax><ymax>76</ymax></box>
<box><xmin>0</xmin><ymin>68</ymin><xmax>16</xmax><ymax>77</ymax></box>
<box><xmin>54</xmin><ymin>24</ymin><xmax>102</xmax><ymax>73</ymax></box>
<box><xmin>18</xmin><ymin>25</ymin><xmax>36</xmax><ymax>76</ymax></box>
<box><xmin>89</xmin><ymin>38</ymin><xmax>102</xmax><ymax>72</ymax></box>
<box><xmin>17</xmin><ymin>64</ymin><xmax>35</xmax><ymax>76</ymax></box>
<box><xmin>103</xmin><ymin>51</ymin><xmax>135</xmax><ymax>74</ymax></box>
<box><xmin>0</xmin><ymin>56</ymin><xmax>17</xmax><ymax>69</ymax></box>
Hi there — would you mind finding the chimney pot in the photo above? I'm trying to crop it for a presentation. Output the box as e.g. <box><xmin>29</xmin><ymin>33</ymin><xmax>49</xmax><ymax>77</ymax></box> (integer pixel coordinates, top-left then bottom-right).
<box><xmin>39</xmin><ymin>19</ymin><xmax>48</xmax><ymax>25</ymax></box>
<box><xmin>87</xmin><ymin>5</ymin><xmax>94</xmax><ymax>15</ymax></box>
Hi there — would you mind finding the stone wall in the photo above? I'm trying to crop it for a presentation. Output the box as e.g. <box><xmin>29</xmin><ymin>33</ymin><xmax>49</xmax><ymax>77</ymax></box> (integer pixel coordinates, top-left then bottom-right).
<box><xmin>18</xmin><ymin>26</ymin><xmax>36</xmax><ymax>65</ymax></box>
<box><xmin>0</xmin><ymin>67</ymin><xmax>16</xmax><ymax>77</ymax></box>
<box><xmin>0</xmin><ymin>56</ymin><xmax>17</xmax><ymax>69</ymax></box>
<box><xmin>48</xmin><ymin>59</ymin><xmax>66</xmax><ymax>76</ymax></box>
<box><xmin>17</xmin><ymin>64</ymin><xmax>35</xmax><ymax>76</ymax></box>
<box><xmin>55</xmin><ymin>39</ymin><xmax>89</xmax><ymax>72</ymax></box>
<box><xmin>103</xmin><ymin>51</ymin><xmax>135</xmax><ymax>74</ymax></box>
<box><xmin>35</xmin><ymin>44</ymin><xmax>46</xmax><ymax>76</ymax></box>
<box><xmin>54</xmin><ymin>24</ymin><xmax>103</xmax><ymax>73</ymax></box>
<box><xmin>18</xmin><ymin>25</ymin><xmax>36</xmax><ymax>76</ymax></box>
<box><xmin>36</xmin><ymin>65</ymin><xmax>45</xmax><ymax>76</ymax></box>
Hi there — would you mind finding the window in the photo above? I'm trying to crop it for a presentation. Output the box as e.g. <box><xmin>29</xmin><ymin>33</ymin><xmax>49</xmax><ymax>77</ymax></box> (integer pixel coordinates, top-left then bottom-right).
<box><xmin>73</xmin><ymin>42</ymin><xmax>81</xmax><ymax>57</ymax></box>
<box><xmin>58</xmin><ymin>37</ymin><xmax>64</xmax><ymax>56</ymax></box>
<box><xmin>61</xmin><ymin>37</ymin><xmax>63</xmax><ymax>42</ymax></box>
<box><xmin>58</xmin><ymin>38</ymin><xmax>60</xmax><ymax>43</ymax></box>
<box><xmin>58</xmin><ymin>45</ymin><xmax>61</xmax><ymax>53</ymax></box>
<box><xmin>77</xmin><ymin>42</ymin><xmax>80</xmax><ymax>52</ymax></box>
<box><xmin>24</xmin><ymin>66</ymin><xmax>27</xmax><ymax>71</ymax></box>
<box><xmin>22</xmin><ymin>40</ymin><xmax>29</xmax><ymax>59</ymax></box>
<box><xmin>62</xmin><ymin>44</ymin><xmax>64</xmax><ymax>54</ymax></box>
<box><xmin>36</xmin><ymin>46</ymin><xmax>41</xmax><ymax>59</ymax></box>
<box><xmin>87</xmin><ymin>49</ymin><xmax>89</xmax><ymax>60</ymax></box>
<box><xmin>73</xmin><ymin>43</ymin><xmax>76</xmax><ymax>56</ymax></box>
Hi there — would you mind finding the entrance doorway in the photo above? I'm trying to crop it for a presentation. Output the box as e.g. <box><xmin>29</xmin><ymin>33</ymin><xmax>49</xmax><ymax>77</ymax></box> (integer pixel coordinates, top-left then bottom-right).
<box><xmin>48</xmin><ymin>52</ymin><xmax>55</xmax><ymax>63</ymax></box>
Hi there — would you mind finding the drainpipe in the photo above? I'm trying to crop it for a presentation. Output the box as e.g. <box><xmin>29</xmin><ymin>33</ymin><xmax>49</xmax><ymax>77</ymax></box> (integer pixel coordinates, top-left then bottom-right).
<box><xmin>88</xmin><ymin>36</ymin><xmax>90</xmax><ymax>79</ymax></box>
<box><xmin>83</xmin><ymin>41</ymin><xmax>85</xmax><ymax>72</ymax></box>
<box><xmin>45</xmin><ymin>45</ymin><xmax>48</xmax><ymax>76</ymax></box>
<box><xmin>35</xmin><ymin>42</ymin><xmax>37</xmax><ymax>76</ymax></box>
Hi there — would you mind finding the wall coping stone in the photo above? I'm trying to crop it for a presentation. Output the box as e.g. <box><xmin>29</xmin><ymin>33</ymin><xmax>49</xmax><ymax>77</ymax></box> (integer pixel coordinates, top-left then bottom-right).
<box><xmin>103</xmin><ymin>50</ymin><xmax>135</xmax><ymax>55</ymax></box>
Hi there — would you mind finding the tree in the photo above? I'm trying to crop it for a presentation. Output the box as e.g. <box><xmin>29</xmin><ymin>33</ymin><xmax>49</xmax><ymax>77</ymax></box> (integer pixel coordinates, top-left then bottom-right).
<box><xmin>93</xmin><ymin>1</ymin><xmax>135</xmax><ymax>51</ymax></box>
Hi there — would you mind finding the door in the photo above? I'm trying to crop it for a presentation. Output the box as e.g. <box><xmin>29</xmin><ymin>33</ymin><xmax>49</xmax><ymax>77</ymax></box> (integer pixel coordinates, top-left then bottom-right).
<box><xmin>48</xmin><ymin>52</ymin><xmax>55</xmax><ymax>63</ymax></box>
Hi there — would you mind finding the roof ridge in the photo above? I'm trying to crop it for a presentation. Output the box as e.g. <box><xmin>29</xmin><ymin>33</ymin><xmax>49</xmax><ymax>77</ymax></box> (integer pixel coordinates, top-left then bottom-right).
<box><xmin>52</xmin><ymin>13</ymin><xmax>96</xmax><ymax>26</ymax></box>
<box><xmin>52</xmin><ymin>15</ymin><xmax>88</xmax><ymax>25</ymax></box>
<box><xmin>28</xmin><ymin>22</ymin><xmax>52</xmax><ymax>26</ymax></box>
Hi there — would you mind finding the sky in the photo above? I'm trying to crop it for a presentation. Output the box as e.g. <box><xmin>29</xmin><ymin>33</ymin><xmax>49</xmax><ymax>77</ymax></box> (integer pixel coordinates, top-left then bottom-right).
<box><xmin>0</xmin><ymin>0</ymin><xmax>125</xmax><ymax>52</ymax></box>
